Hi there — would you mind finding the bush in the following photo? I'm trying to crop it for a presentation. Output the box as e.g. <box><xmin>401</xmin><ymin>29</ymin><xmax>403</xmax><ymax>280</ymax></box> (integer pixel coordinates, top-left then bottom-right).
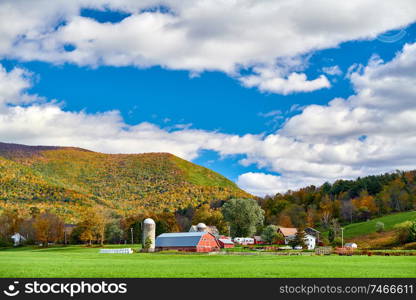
<box><xmin>143</xmin><ymin>236</ymin><xmax>152</xmax><ymax>250</ymax></box>
<box><xmin>375</xmin><ymin>221</ymin><xmax>385</xmax><ymax>233</ymax></box>
<box><xmin>332</xmin><ymin>237</ymin><xmax>342</xmax><ymax>247</ymax></box>
<box><xmin>394</xmin><ymin>220</ymin><xmax>416</xmax><ymax>243</ymax></box>
<box><xmin>402</xmin><ymin>242</ymin><xmax>416</xmax><ymax>250</ymax></box>
<box><xmin>0</xmin><ymin>237</ymin><xmax>12</xmax><ymax>247</ymax></box>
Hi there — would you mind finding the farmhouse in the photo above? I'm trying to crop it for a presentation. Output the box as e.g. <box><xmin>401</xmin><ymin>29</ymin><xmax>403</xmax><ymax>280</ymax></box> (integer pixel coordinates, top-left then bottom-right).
<box><xmin>278</xmin><ymin>227</ymin><xmax>317</xmax><ymax>250</ymax></box>
<box><xmin>155</xmin><ymin>232</ymin><xmax>220</xmax><ymax>252</ymax></box>
<box><xmin>11</xmin><ymin>233</ymin><xmax>26</xmax><ymax>246</ymax></box>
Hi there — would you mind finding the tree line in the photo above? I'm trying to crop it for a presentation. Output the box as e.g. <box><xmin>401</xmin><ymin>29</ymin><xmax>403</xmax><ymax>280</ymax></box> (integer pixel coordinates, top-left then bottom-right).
<box><xmin>1</xmin><ymin>170</ymin><xmax>415</xmax><ymax>248</ymax></box>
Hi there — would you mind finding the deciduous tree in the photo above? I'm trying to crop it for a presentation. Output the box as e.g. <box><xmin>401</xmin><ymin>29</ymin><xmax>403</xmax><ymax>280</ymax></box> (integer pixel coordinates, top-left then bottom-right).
<box><xmin>222</xmin><ymin>198</ymin><xmax>264</xmax><ymax>237</ymax></box>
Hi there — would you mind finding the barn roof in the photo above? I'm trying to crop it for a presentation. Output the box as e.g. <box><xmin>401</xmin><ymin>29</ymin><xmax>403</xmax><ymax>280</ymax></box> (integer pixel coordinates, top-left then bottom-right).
<box><xmin>155</xmin><ymin>232</ymin><xmax>206</xmax><ymax>247</ymax></box>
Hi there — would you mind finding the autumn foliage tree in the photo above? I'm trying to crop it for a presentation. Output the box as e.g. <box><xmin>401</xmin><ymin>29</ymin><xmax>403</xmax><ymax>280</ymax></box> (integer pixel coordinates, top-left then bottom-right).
<box><xmin>78</xmin><ymin>208</ymin><xmax>107</xmax><ymax>246</ymax></box>
<box><xmin>33</xmin><ymin>212</ymin><xmax>64</xmax><ymax>247</ymax></box>
<box><xmin>192</xmin><ymin>204</ymin><xmax>228</xmax><ymax>234</ymax></box>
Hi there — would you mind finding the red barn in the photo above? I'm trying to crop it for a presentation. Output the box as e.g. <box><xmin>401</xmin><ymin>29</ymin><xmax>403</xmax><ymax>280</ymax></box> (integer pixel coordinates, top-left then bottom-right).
<box><xmin>155</xmin><ymin>232</ymin><xmax>220</xmax><ymax>252</ymax></box>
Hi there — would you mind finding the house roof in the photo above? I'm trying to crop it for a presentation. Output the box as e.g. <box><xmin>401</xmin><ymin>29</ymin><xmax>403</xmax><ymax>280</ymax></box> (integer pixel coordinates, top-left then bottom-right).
<box><xmin>155</xmin><ymin>232</ymin><xmax>207</xmax><ymax>247</ymax></box>
<box><xmin>305</xmin><ymin>227</ymin><xmax>320</xmax><ymax>233</ymax></box>
<box><xmin>278</xmin><ymin>227</ymin><xmax>298</xmax><ymax>237</ymax></box>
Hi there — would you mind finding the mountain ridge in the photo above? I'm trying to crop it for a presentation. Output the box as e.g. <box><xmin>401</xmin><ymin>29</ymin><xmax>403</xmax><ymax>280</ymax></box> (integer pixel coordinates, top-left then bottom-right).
<box><xmin>0</xmin><ymin>141</ymin><xmax>251</xmax><ymax>222</ymax></box>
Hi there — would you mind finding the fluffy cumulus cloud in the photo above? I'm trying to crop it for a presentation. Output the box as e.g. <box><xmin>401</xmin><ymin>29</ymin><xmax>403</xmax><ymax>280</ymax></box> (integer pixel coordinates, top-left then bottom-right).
<box><xmin>1</xmin><ymin>0</ymin><xmax>416</xmax><ymax>94</ymax></box>
<box><xmin>0</xmin><ymin>65</ymin><xmax>39</xmax><ymax>104</ymax></box>
<box><xmin>238</xmin><ymin>42</ymin><xmax>416</xmax><ymax>195</ymax></box>
<box><xmin>240</xmin><ymin>66</ymin><xmax>331</xmax><ymax>95</ymax></box>
<box><xmin>236</xmin><ymin>173</ymin><xmax>325</xmax><ymax>197</ymax></box>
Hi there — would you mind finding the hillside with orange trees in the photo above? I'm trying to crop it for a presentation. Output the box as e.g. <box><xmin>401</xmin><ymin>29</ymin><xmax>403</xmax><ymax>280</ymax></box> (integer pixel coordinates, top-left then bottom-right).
<box><xmin>0</xmin><ymin>142</ymin><xmax>250</xmax><ymax>222</ymax></box>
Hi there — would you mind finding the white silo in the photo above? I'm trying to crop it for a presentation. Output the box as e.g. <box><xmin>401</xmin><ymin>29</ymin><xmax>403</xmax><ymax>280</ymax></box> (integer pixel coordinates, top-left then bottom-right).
<box><xmin>197</xmin><ymin>223</ymin><xmax>207</xmax><ymax>232</ymax></box>
<box><xmin>142</xmin><ymin>218</ymin><xmax>156</xmax><ymax>252</ymax></box>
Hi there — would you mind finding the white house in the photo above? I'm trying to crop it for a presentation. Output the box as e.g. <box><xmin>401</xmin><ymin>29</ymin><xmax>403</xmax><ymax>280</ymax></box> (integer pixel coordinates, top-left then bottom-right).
<box><xmin>11</xmin><ymin>233</ymin><xmax>26</xmax><ymax>246</ymax></box>
<box><xmin>304</xmin><ymin>234</ymin><xmax>316</xmax><ymax>250</ymax></box>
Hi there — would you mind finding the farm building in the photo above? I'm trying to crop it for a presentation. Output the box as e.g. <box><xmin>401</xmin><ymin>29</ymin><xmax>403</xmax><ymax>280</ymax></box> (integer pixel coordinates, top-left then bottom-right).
<box><xmin>278</xmin><ymin>227</ymin><xmax>298</xmax><ymax>244</ymax></box>
<box><xmin>218</xmin><ymin>237</ymin><xmax>234</xmax><ymax>248</ymax></box>
<box><xmin>305</xmin><ymin>227</ymin><xmax>320</xmax><ymax>239</ymax></box>
<box><xmin>278</xmin><ymin>227</ymin><xmax>317</xmax><ymax>250</ymax></box>
<box><xmin>345</xmin><ymin>242</ymin><xmax>358</xmax><ymax>249</ymax></box>
<box><xmin>303</xmin><ymin>234</ymin><xmax>316</xmax><ymax>250</ymax></box>
<box><xmin>11</xmin><ymin>233</ymin><xmax>26</xmax><ymax>246</ymax></box>
<box><xmin>155</xmin><ymin>232</ymin><xmax>220</xmax><ymax>252</ymax></box>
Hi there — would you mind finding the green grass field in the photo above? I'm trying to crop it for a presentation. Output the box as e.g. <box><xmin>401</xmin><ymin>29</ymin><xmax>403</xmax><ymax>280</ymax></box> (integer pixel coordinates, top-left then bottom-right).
<box><xmin>343</xmin><ymin>211</ymin><xmax>416</xmax><ymax>239</ymax></box>
<box><xmin>0</xmin><ymin>245</ymin><xmax>415</xmax><ymax>278</ymax></box>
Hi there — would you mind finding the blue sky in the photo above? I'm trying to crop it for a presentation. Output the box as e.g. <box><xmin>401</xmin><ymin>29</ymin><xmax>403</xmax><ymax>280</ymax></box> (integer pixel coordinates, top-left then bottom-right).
<box><xmin>0</xmin><ymin>1</ymin><xmax>416</xmax><ymax>195</ymax></box>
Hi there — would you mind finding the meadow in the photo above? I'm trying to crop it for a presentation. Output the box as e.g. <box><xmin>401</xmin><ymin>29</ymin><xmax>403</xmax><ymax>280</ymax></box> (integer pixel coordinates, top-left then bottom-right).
<box><xmin>0</xmin><ymin>245</ymin><xmax>415</xmax><ymax>278</ymax></box>
<box><xmin>343</xmin><ymin>211</ymin><xmax>416</xmax><ymax>239</ymax></box>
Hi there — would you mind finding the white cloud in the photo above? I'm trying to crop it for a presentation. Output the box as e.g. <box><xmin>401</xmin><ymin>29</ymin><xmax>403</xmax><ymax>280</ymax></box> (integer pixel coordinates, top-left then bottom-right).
<box><xmin>2</xmin><ymin>42</ymin><xmax>416</xmax><ymax>196</ymax></box>
<box><xmin>322</xmin><ymin>65</ymin><xmax>342</xmax><ymax>76</ymax></box>
<box><xmin>0</xmin><ymin>0</ymin><xmax>415</xmax><ymax>94</ymax></box>
<box><xmin>240</xmin><ymin>66</ymin><xmax>331</xmax><ymax>95</ymax></box>
<box><xmin>237</xmin><ymin>42</ymin><xmax>416</xmax><ymax>194</ymax></box>
<box><xmin>0</xmin><ymin>65</ymin><xmax>39</xmax><ymax>105</ymax></box>
<box><xmin>236</xmin><ymin>172</ymin><xmax>323</xmax><ymax>196</ymax></box>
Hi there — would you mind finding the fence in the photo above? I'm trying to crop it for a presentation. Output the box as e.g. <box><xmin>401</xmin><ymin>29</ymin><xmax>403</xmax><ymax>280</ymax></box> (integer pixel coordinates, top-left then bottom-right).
<box><xmin>99</xmin><ymin>248</ymin><xmax>133</xmax><ymax>254</ymax></box>
<box><xmin>315</xmin><ymin>246</ymin><xmax>333</xmax><ymax>255</ymax></box>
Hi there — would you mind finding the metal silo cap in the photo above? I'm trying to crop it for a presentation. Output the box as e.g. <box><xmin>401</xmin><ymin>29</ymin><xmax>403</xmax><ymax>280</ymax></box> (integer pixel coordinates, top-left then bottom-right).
<box><xmin>143</xmin><ymin>218</ymin><xmax>155</xmax><ymax>225</ymax></box>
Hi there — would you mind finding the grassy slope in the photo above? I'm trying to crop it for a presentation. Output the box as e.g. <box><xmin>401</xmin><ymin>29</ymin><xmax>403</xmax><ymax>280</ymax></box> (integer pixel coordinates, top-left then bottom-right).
<box><xmin>0</xmin><ymin>246</ymin><xmax>414</xmax><ymax>278</ymax></box>
<box><xmin>344</xmin><ymin>211</ymin><xmax>416</xmax><ymax>239</ymax></box>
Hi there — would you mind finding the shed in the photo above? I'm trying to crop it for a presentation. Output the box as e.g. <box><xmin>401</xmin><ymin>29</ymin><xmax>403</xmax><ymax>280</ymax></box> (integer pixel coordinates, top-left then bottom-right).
<box><xmin>344</xmin><ymin>242</ymin><xmax>358</xmax><ymax>249</ymax></box>
<box><xmin>155</xmin><ymin>232</ymin><xmax>220</xmax><ymax>252</ymax></box>
<box><xmin>218</xmin><ymin>238</ymin><xmax>234</xmax><ymax>248</ymax></box>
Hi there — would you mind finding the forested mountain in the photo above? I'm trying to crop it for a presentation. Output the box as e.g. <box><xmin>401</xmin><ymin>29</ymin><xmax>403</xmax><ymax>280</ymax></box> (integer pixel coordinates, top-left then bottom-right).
<box><xmin>0</xmin><ymin>142</ymin><xmax>250</xmax><ymax>222</ymax></box>
<box><xmin>259</xmin><ymin>171</ymin><xmax>416</xmax><ymax>228</ymax></box>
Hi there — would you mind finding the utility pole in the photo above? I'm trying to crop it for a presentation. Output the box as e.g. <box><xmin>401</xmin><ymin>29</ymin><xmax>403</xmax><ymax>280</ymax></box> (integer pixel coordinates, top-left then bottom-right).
<box><xmin>130</xmin><ymin>227</ymin><xmax>134</xmax><ymax>245</ymax></box>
